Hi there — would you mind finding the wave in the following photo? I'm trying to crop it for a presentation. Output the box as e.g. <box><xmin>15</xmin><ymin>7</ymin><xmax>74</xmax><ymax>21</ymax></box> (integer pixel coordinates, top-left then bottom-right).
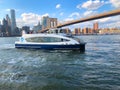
<box><xmin>0</xmin><ymin>44</ymin><xmax>15</xmax><ymax>50</ymax></box>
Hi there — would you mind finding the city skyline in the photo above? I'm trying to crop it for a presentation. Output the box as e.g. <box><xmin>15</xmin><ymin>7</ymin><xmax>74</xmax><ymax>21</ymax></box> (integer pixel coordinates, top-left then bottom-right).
<box><xmin>0</xmin><ymin>9</ymin><xmax>120</xmax><ymax>37</ymax></box>
<box><xmin>0</xmin><ymin>0</ymin><xmax>120</xmax><ymax>28</ymax></box>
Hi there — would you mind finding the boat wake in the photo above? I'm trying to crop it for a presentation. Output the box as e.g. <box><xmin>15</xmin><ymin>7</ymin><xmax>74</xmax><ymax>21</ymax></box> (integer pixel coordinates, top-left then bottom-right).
<box><xmin>0</xmin><ymin>44</ymin><xmax>15</xmax><ymax>50</ymax></box>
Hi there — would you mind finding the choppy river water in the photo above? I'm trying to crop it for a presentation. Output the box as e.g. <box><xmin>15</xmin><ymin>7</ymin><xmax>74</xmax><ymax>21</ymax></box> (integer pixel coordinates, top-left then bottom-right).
<box><xmin>0</xmin><ymin>35</ymin><xmax>120</xmax><ymax>90</ymax></box>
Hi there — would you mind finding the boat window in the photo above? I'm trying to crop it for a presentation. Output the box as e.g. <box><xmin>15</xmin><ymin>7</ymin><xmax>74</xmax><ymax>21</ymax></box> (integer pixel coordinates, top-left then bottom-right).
<box><xmin>55</xmin><ymin>30</ymin><xmax>58</xmax><ymax>33</ymax></box>
<box><xmin>72</xmin><ymin>37</ymin><xmax>81</xmax><ymax>43</ymax></box>
<box><xmin>26</xmin><ymin>37</ymin><xmax>70</xmax><ymax>43</ymax></box>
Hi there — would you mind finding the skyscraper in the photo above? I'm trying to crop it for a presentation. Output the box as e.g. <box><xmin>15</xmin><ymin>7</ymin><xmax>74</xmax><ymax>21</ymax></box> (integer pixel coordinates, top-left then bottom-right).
<box><xmin>6</xmin><ymin>14</ymin><xmax>11</xmax><ymax>26</ymax></box>
<box><xmin>10</xmin><ymin>9</ymin><xmax>16</xmax><ymax>35</ymax></box>
<box><xmin>93</xmin><ymin>22</ymin><xmax>99</xmax><ymax>33</ymax></box>
<box><xmin>33</xmin><ymin>21</ymin><xmax>43</xmax><ymax>32</ymax></box>
<box><xmin>41</xmin><ymin>16</ymin><xmax>49</xmax><ymax>29</ymax></box>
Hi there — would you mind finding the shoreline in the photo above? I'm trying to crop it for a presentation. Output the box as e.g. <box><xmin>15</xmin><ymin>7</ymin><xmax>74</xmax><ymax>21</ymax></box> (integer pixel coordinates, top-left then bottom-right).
<box><xmin>0</xmin><ymin>33</ymin><xmax>120</xmax><ymax>37</ymax></box>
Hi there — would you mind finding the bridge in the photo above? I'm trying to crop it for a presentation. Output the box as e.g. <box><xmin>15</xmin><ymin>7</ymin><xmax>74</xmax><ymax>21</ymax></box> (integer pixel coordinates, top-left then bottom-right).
<box><xmin>40</xmin><ymin>9</ymin><xmax>120</xmax><ymax>33</ymax></box>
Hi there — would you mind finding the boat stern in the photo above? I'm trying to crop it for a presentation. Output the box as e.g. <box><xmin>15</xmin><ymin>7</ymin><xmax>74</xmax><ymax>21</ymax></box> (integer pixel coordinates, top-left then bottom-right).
<box><xmin>79</xmin><ymin>43</ymin><xmax>86</xmax><ymax>52</ymax></box>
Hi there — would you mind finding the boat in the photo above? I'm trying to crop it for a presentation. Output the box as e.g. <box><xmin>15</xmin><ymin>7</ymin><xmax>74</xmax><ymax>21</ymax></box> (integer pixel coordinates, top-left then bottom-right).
<box><xmin>15</xmin><ymin>31</ymin><xmax>86</xmax><ymax>52</ymax></box>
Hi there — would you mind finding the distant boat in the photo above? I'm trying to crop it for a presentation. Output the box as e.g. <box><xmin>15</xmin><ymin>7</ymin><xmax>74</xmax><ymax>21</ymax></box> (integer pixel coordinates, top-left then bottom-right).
<box><xmin>15</xmin><ymin>29</ymin><xmax>86</xmax><ymax>52</ymax></box>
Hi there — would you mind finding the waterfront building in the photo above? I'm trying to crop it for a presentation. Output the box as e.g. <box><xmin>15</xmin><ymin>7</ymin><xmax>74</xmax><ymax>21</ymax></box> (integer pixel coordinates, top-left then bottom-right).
<box><xmin>88</xmin><ymin>28</ymin><xmax>94</xmax><ymax>34</ymax></box>
<box><xmin>22</xmin><ymin>26</ymin><xmax>30</xmax><ymax>34</ymax></box>
<box><xmin>2</xmin><ymin>18</ymin><xmax>8</xmax><ymax>27</ymax></box>
<box><xmin>93</xmin><ymin>22</ymin><xmax>99</xmax><ymax>33</ymax></box>
<box><xmin>2</xmin><ymin>18</ymin><xmax>11</xmax><ymax>36</ymax></box>
<box><xmin>61</xmin><ymin>28</ymin><xmax>71</xmax><ymax>34</ymax></box>
<box><xmin>33</xmin><ymin>22</ymin><xmax>43</xmax><ymax>33</ymax></box>
<box><xmin>10</xmin><ymin>9</ymin><xmax>16</xmax><ymax>35</ymax></box>
<box><xmin>41</xmin><ymin>16</ymin><xmax>49</xmax><ymax>29</ymax></box>
<box><xmin>2</xmin><ymin>18</ymin><xmax>8</xmax><ymax>36</ymax></box>
<box><xmin>6</xmin><ymin>14</ymin><xmax>11</xmax><ymax>26</ymax></box>
<box><xmin>73</xmin><ymin>28</ymin><xmax>81</xmax><ymax>35</ymax></box>
<box><xmin>0</xmin><ymin>24</ymin><xmax>3</xmax><ymax>36</ymax></box>
<box><xmin>82</xmin><ymin>27</ymin><xmax>89</xmax><ymax>34</ymax></box>
<box><xmin>99</xmin><ymin>28</ymin><xmax>120</xmax><ymax>34</ymax></box>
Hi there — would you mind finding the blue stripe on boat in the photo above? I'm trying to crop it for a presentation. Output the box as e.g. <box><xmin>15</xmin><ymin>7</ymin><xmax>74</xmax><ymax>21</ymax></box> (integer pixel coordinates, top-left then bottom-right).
<box><xmin>15</xmin><ymin>44</ymin><xmax>85</xmax><ymax>50</ymax></box>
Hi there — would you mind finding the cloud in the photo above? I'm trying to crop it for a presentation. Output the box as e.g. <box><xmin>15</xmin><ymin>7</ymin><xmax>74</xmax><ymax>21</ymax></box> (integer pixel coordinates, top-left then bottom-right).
<box><xmin>42</xmin><ymin>13</ymin><xmax>49</xmax><ymax>17</ymax></box>
<box><xmin>56</xmin><ymin>4</ymin><xmax>61</xmax><ymax>9</ymax></box>
<box><xmin>69</xmin><ymin>12</ymin><xmax>81</xmax><ymax>18</ymax></box>
<box><xmin>83</xmin><ymin>10</ymin><xmax>97</xmax><ymax>16</ymax></box>
<box><xmin>95</xmin><ymin>15</ymin><xmax>120</xmax><ymax>23</ymax></box>
<box><xmin>16</xmin><ymin>13</ymin><xmax>41</xmax><ymax>28</ymax></box>
<box><xmin>59</xmin><ymin>18</ymin><xmax>74</xmax><ymax>24</ymax></box>
<box><xmin>16</xmin><ymin>13</ymin><xmax>49</xmax><ymax>28</ymax></box>
<box><xmin>110</xmin><ymin>0</ymin><xmax>120</xmax><ymax>8</ymax></box>
<box><xmin>60</xmin><ymin>12</ymin><xmax>81</xmax><ymax>24</ymax></box>
<box><xmin>58</xmin><ymin>12</ymin><xmax>80</xmax><ymax>25</ymax></box>
<box><xmin>60</xmin><ymin>12</ymin><xmax>64</xmax><ymax>16</ymax></box>
<box><xmin>98</xmin><ymin>16</ymin><xmax>120</xmax><ymax>28</ymax></box>
<box><xmin>92</xmin><ymin>15</ymin><xmax>120</xmax><ymax>28</ymax></box>
<box><xmin>81</xmin><ymin>0</ymin><xmax>105</xmax><ymax>10</ymax></box>
<box><xmin>5</xmin><ymin>9</ymin><xmax>10</xmax><ymax>11</ymax></box>
<box><xmin>97</xmin><ymin>17</ymin><xmax>111</xmax><ymax>23</ymax></box>
<box><xmin>64</xmin><ymin>18</ymin><xmax>74</xmax><ymax>22</ymax></box>
<box><xmin>76</xmin><ymin>4</ymin><xmax>81</xmax><ymax>9</ymax></box>
<box><xmin>58</xmin><ymin>18</ymin><xmax>74</xmax><ymax>26</ymax></box>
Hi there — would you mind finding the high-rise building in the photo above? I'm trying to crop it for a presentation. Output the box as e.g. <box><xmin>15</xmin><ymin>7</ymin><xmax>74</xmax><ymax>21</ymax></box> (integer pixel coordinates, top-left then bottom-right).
<box><xmin>33</xmin><ymin>21</ymin><xmax>43</xmax><ymax>33</ymax></box>
<box><xmin>2</xmin><ymin>18</ymin><xmax>8</xmax><ymax>36</ymax></box>
<box><xmin>93</xmin><ymin>22</ymin><xmax>98</xmax><ymax>30</ymax></box>
<box><xmin>93</xmin><ymin>22</ymin><xmax>99</xmax><ymax>33</ymax></box>
<box><xmin>10</xmin><ymin>9</ymin><xmax>16</xmax><ymax>35</ymax></box>
<box><xmin>22</xmin><ymin>26</ymin><xmax>30</xmax><ymax>34</ymax></box>
<box><xmin>2</xmin><ymin>18</ymin><xmax>11</xmax><ymax>36</ymax></box>
<box><xmin>6</xmin><ymin>14</ymin><xmax>11</xmax><ymax>26</ymax></box>
<box><xmin>41</xmin><ymin>16</ymin><xmax>49</xmax><ymax>29</ymax></box>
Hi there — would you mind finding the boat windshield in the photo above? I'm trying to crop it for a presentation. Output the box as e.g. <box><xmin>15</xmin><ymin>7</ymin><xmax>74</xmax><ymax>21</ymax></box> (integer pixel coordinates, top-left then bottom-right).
<box><xmin>72</xmin><ymin>37</ymin><xmax>81</xmax><ymax>43</ymax></box>
<box><xmin>26</xmin><ymin>37</ymin><xmax>69</xmax><ymax>43</ymax></box>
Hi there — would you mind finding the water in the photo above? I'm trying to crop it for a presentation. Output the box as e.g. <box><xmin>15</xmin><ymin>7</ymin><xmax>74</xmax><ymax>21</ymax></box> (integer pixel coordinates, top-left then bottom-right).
<box><xmin>0</xmin><ymin>35</ymin><xmax>120</xmax><ymax>90</ymax></box>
